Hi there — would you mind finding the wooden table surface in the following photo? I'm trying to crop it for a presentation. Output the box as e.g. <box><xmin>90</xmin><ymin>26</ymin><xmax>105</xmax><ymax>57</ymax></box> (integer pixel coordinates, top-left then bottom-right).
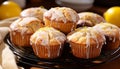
<box><xmin>19</xmin><ymin>0</ymin><xmax>120</xmax><ymax>69</ymax></box>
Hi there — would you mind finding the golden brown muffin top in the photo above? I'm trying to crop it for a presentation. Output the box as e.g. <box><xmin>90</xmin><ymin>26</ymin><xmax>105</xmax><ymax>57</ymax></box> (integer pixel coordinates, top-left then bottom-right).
<box><xmin>30</xmin><ymin>27</ymin><xmax>66</xmax><ymax>46</ymax></box>
<box><xmin>20</xmin><ymin>7</ymin><xmax>47</xmax><ymax>21</ymax></box>
<box><xmin>10</xmin><ymin>17</ymin><xmax>43</xmax><ymax>34</ymax></box>
<box><xmin>77</xmin><ymin>12</ymin><xmax>105</xmax><ymax>27</ymax></box>
<box><xmin>93</xmin><ymin>23</ymin><xmax>120</xmax><ymax>42</ymax></box>
<box><xmin>67</xmin><ymin>27</ymin><xmax>105</xmax><ymax>48</ymax></box>
<box><xmin>44</xmin><ymin>7</ymin><xmax>79</xmax><ymax>23</ymax></box>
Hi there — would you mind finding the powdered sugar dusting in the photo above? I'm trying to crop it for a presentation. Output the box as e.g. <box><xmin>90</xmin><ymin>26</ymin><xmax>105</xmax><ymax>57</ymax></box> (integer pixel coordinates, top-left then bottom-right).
<box><xmin>93</xmin><ymin>23</ymin><xmax>120</xmax><ymax>43</ymax></box>
<box><xmin>18</xmin><ymin>17</ymin><xmax>39</xmax><ymax>26</ymax></box>
<box><xmin>44</xmin><ymin>7</ymin><xmax>79</xmax><ymax>23</ymax></box>
<box><xmin>21</xmin><ymin>7</ymin><xmax>47</xmax><ymax>21</ymax></box>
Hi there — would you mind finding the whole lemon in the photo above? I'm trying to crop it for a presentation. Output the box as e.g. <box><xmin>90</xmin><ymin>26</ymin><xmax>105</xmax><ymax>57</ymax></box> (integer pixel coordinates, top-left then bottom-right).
<box><xmin>0</xmin><ymin>1</ymin><xmax>22</xmax><ymax>20</ymax></box>
<box><xmin>104</xmin><ymin>6</ymin><xmax>120</xmax><ymax>27</ymax></box>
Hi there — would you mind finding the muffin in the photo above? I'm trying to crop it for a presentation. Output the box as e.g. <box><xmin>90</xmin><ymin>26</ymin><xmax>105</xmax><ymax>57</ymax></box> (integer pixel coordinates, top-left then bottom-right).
<box><xmin>67</xmin><ymin>27</ymin><xmax>105</xmax><ymax>59</ymax></box>
<box><xmin>30</xmin><ymin>27</ymin><xmax>66</xmax><ymax>59</ymax></box>
<box><xmin>93</xmin><ymin>23</ymin><xmax>120</xmax><ymax>50</ymax></box>
<box><xmin>10</xmin><ymin>17</ymin><xmax>43</xmax><ymax>46</ymax></box>
<box><xmin>77</xmin><ymin>12</ymin><xmax>105</xmax><ymax>28</ymax></box>
<box><xmin>20</xmin><ymin>7</ymin><xmax>47</xmax><ymax>23</ymax></box>
<box><xmin>43</xmin><ymin>7</ymin><xmax>79</xmax><ymax>34</ymax></box>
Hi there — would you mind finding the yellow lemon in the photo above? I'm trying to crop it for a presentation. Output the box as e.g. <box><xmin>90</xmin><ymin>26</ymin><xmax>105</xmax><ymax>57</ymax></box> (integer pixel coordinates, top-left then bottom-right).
<box><xmin>104</xmin><ymin>6</ymin><xmax>120</xmax><ymax>27</ymax></box>
<box><xmin>0</xmin><ymin>1</ymin><xmax>22</xmax><ymax>20</ymax></box>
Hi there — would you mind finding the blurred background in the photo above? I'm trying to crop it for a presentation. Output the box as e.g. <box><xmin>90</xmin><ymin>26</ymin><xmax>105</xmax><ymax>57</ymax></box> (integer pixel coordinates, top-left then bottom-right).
<box><xmin>0</xmin><ymin>0</ymin><xmax>120</xmax><ymax>19</ymax></box>
<box><xmin>0</xmin><ymin>0</ymin><xmax>120</xmax><ymax>9</ymax></box>
<box><xmin>94</xmin><ymin>0</ymin><xmax>120</xmax><ymax>7</ymax></box>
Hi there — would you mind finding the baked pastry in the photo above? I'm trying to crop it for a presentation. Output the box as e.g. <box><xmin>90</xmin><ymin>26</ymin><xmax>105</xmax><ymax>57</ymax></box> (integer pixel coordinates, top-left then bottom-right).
<box><xmin>77</xmin><ymin>12</ymin><xmax>105</xmax><ymax>28</ymax></box>
<box><xmin>10</xmin><ymin>17</ymin><xmax>43</xmax><ymax>46</ymax></box>
<box><xmin>30</xmin><ymin>27</ymin><xmax>66</xmax><ymax>59</ymax></box>
<box><xmin>20</xmin><ymin>7</ymin><xmax>47</xmax><ymax>23</ymax></box>
<box><xmin>67</xmin><ymin>27</ymin><xmax>105</xmax><ymax>59</ymax></box>
<box><xmin>93</xmin><ymin>23</ymin><xmax>120</xmax><ymax>50</ymax></box>
<box><xmin>43</xmin><ymin>7</ymin><xmax>79</xmax><ymax>34</ymax></box>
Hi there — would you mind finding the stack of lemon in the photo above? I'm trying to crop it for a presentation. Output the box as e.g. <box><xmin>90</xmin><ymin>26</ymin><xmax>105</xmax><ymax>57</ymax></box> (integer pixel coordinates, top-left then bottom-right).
<box><xmin>0</xmin><ymin>1</ymin><xmax>22</xmax><ymax>20</ymax></box>
<box><xmin>104</xmin><ymin>6</ymin><xmax>120</xmax><ymax>27</ymax></box>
